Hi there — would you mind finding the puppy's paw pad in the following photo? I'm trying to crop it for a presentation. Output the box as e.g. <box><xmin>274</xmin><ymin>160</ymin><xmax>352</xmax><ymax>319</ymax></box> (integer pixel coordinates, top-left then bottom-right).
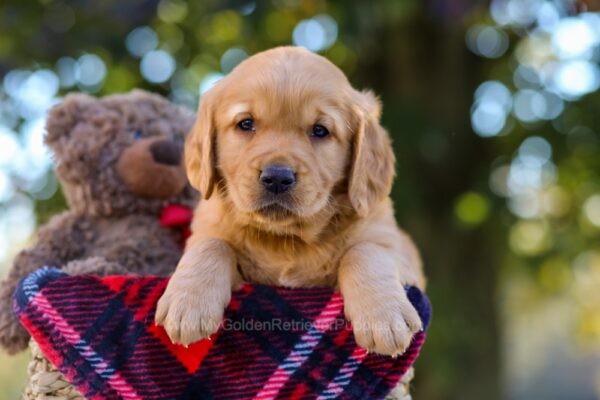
<box><xmin>155</xmin><ymin>290</ymin><xmax>225</xmax><ymax>346</ymax></box>
<box><xmin>347</xmin><ymin>294</ymin><xmax>421</xmax><ymax>356</ymax></box>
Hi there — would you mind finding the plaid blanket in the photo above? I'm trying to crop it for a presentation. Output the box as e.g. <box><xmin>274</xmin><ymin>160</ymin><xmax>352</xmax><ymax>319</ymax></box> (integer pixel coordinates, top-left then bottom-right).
<box><xmin>14</xmin><ymin>267</ymin><xmax>431</xmax><ymax>400</ymax></box>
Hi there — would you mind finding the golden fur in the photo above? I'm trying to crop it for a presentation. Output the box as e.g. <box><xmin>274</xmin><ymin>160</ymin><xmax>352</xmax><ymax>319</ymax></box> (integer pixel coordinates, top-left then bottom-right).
<box><xmin>156</xmin><ymin>47</ymin><xmax>426</xmax><ymax>356</ymax></box>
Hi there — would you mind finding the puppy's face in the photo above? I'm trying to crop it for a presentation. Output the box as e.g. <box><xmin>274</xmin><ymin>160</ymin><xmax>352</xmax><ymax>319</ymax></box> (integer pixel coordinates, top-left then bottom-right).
<box><xmin>187</xmin><ymin>47</ymin><xmax>395</xmax><ymax>231</ymax></box>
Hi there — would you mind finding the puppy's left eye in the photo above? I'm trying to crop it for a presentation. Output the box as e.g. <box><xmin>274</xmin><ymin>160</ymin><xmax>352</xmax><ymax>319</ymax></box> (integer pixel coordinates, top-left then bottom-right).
<box><xmin>311</xmin><ymin>124</ymin><xmax>330</xmax><ymax>138</ymax></box>
<box><xmin>237</xmin><ymin>118</ymin><xmax>255</xmax><ymax>132</ymax></box>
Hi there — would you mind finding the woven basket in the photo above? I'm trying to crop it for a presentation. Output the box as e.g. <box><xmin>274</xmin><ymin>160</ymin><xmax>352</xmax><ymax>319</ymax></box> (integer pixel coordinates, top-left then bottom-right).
<box><xmin>24</xmin><ymin>340</ymin><xmax>84</xmax><ymax>400</ymax></box>
<box><xmin>23</xmin><ymin>339</ymin><xmax>414</xmax><ymax>399</ymax></box>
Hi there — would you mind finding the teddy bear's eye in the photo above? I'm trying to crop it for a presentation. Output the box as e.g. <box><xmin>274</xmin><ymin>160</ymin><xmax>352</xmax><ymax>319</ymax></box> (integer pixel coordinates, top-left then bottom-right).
<box><xmin>133</xmin><ymin>130</ymin><xmax>143</xmax><ymax>140</ymax></box>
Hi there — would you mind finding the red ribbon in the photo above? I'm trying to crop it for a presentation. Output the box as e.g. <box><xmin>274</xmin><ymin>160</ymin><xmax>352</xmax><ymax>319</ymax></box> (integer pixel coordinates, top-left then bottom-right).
<box><xmin>159</xmin><ymin>204</ymin><xmax>193</xmax><ymax>248</ymax></box>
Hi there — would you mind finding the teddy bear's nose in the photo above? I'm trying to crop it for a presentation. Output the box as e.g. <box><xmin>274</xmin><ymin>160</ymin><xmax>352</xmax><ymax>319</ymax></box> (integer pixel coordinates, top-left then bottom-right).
<box><xmin>149</xmin><ymin>140</ymin><xmax>182</xmax><ymax>166</ymax></box>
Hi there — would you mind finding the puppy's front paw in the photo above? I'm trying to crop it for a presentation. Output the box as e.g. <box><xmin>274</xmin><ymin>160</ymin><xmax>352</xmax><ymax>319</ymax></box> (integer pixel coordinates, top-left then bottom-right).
<box><xmin>346</xmin><ymin>290</ymin><xmax>421</xmax><ymax>356</ymax></box>
<box><xmin>155</xmin><ymin>284</ymin><xmax>230</xmax><ymax>346</ymax></box>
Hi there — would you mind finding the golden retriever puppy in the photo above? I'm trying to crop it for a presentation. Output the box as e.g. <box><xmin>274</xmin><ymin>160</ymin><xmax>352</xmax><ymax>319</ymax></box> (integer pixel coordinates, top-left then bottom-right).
<box><xmin>155</xmin><ymin>46</ymin><xmax>426</xmax><ymax>356</ymax></box>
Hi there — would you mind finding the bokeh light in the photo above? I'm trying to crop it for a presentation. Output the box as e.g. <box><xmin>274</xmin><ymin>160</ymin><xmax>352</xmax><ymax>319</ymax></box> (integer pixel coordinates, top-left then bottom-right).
<box><xmin>584</xmin><ymin>195</ymin><xmax>600</xmax><ymax>228</ymax></box>
<box><xmin>471</xmin><ymin>80</ymin><xmax>512</xmax><ymax>137</ymax></box>
<box><xmin>126</xmin><ymin>26</ymin><xmax>158</xmax><ymax>58</ymax></box>
<box><xmin>55</xmin><ymin>57</ymin><xmax>77</xmax><ymax>88</ymax></box>
<box><xmin>0</xmin><ymin>128</ymin><xmax>19</xmax><ymax>168</ymax></box>
<box><xmin>0</xmin><ymin>170</ymin><xmax>14</xmax><ymax>202</ymax></box>
<box><xmin>552</xmin><ymin>60</ymin><xmax>600</xmax><ymax>99</ymax></box>
<box><xmin>199</xmin><ymin>72</ymin><xmax>224</xmax><ymax>95</ymax></box>
<box><xmin>509</xmin><ymin>220</ymin><xmax>552</xmax><ymax>256</ymax></box>
<box><xmin>551</xmin><ymin>16</ymin><xmax>599</xmax><ymax>60</ymax></box>
<box><xmin>4</xmin><ymin>69</ymin><xmax>59</xmax><ymax>119</ymax></box>
<box><xmin>540</xmin><ymin>185</ymin><xmax>571</xmax><ymax>217</ymax></box>
<box><xmin>220</xmin><ymin>48</ymin><xmax>248</xmax><ymax>73</ymax></box>
<box><xmin>470</xmin><ymin>4</ymin><xmax>600</xmax><ymax>396</ymax></box>
<box><xmin>292</xmin><ymin>14</ymin><xmax>338</xmax><ymax>52</ymax></box>
<box><xmin>474</xmin><ymin>6</ymin><xmax>600</xmax><ymax>139</ymax></box>
<box><xmin>466</xmin><ymin>24</ymin><xmax>509</xmax><ymax>58</ymax></box>
<box><xmin>454</xmin><ymin>192</ymin><xmax>491</xmax><ymax>225</ymax></box>
<box><xmin>140</xmin><ymin>50</ymin><xmax>176</xmax><ymax>84</ymax></box>
<box><xmin>157</xmin><ymin>0</ymin><xmax>188</xmax><ymax>24</ymax></box>
<box><xmin>491</xmin><ymin>0</ymin><xmax>543</xmax><ymax>26</ymax></box>
<box><xmin>513</xmin><ymin>89</ymin><xmax>545</xmax><ymax>123</ymax></box>
<box><xmin>75</xmin><ymin>54</ymin><xmax>107</xmax><ymax>90</ymax></box>
<box><xmin>240</xmin><ymin>2</ymin><xmax>256</xmax><ymax>16</ymax></box>
<box><xmin>504</xmin><ymin>137</ymin><xmax>557</xmax><ymax>221</ymax></box>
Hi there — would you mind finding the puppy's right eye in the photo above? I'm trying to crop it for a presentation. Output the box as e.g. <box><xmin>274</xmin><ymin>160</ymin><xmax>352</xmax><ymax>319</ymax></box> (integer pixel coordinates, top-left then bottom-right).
<box><xmin>237</xmin><ymin>118</ymin><xmax>255</xmax><ymax>132</ymax></box>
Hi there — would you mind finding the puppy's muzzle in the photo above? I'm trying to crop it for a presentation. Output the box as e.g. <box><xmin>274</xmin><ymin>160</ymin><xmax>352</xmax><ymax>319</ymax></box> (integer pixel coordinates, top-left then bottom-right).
<box><xmin>260</xmin><ymin>164</ymin><xmax>296</xmax><ymax>194</ymax></box>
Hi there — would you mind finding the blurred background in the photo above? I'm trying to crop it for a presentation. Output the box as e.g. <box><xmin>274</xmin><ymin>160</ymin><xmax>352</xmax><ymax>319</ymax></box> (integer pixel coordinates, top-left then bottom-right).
<box><xmin>1</xmin><ymin>0</ymin><xmax>600</xmax><ymax>398</ymax></box>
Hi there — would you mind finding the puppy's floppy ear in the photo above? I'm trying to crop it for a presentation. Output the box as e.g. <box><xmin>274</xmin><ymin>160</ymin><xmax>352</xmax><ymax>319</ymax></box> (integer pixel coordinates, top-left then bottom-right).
<box><xmin>348</xmin><ymin>90</ymin><xmax>396</xmax><ymax>217</ymax></box>
<box><xmin>185</xmin><ymin>91</ymin><xmax>217</xmax><ymax>200</ymax></box>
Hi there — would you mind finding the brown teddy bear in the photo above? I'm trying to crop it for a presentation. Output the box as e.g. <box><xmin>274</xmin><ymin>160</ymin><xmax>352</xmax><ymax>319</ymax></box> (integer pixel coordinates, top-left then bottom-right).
<box><xmin>0</xmin><ymin>89</ymin><xmax>198</xmax><ymax>354</ymax></box>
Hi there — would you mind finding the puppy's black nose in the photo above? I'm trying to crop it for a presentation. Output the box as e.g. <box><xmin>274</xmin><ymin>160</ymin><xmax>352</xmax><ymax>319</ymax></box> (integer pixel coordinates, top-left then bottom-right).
<box><xmin>149</xmin><ymin>140</ymin><xmax>181</xmax><ymax>166</ymax></box>
<box><xmin>260</xmin><ymin>165</ymin><xmax>296</xmax><ymax>194</ymax></box>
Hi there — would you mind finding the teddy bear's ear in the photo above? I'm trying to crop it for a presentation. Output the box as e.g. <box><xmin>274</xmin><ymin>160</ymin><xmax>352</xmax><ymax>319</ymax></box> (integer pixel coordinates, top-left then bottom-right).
<box><xmin>45</xmin><ymin>93</ymin><xmax>96</xmax><ymax>150</ymax></box>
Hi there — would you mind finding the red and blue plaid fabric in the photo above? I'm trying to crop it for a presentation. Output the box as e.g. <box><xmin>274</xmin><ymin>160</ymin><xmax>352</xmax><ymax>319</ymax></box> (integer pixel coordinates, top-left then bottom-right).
<box><xmin>14</xmin><ymin>267</ymin><xmax>431</xmax><ymax>400</ymax></box>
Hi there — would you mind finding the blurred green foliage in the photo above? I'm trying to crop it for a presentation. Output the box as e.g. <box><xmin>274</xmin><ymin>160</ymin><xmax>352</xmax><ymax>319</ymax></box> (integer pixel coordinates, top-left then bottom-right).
<box><xmin>1</xmin><ymin>0</ymin><xmax>600</xmax><ymax>398</ymax></box>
